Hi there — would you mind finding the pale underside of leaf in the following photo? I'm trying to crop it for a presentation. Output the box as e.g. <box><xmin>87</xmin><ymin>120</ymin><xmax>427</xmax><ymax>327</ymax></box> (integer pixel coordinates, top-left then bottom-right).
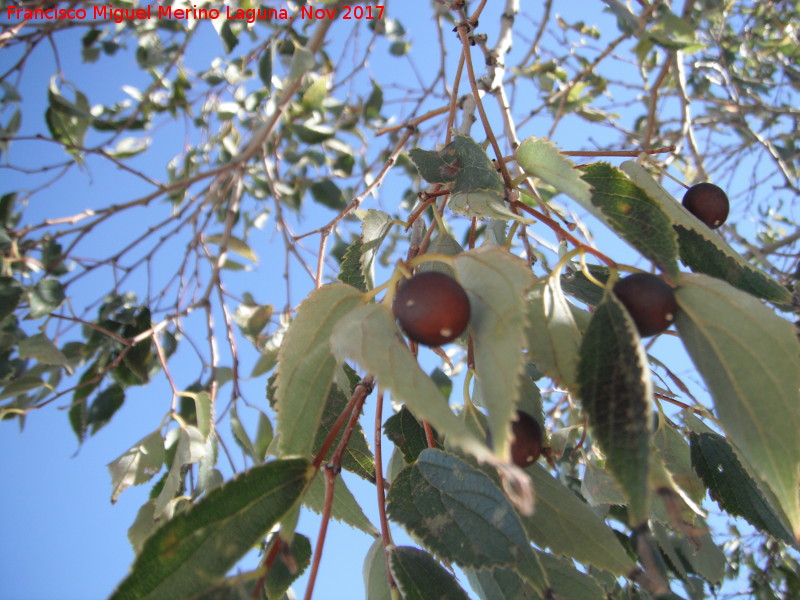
<box><xmin>525</xmin><ymin>275</ymin><xmax>582</xmax><ymax>393</ymax></box>
<box><xmin>455</xmin><ymin>247</ymin><xmax>535</xmax><ymax>459</ymax></box>
<box><xmin>329</xmin><ymin>302</ymin><xmax>490</xmax><ymax>461</ymax></box>
<box><xmin>108</xmin><ymin>430</ymin><xmax>165</xmax><ymax>504</ymax></box>
<box><xmin>274</xmin><ymin>283</ymin><xmax>364</xmax><ymax>458</ymax></box>
<box><xmin>674</xmin><ymin>273</ymin><xmax>800</xmax><ymax>542</ymax></box>
<box><xmin>515</xmin><ymin>136</ymin><xmax>593</xmax><ymax>205</ymax></box>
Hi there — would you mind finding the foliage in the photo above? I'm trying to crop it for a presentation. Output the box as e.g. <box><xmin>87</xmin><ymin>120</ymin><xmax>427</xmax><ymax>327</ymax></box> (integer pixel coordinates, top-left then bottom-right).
<box><xmin>1</xmin><ymin>1</ymin><xmax>799</xmax><ymax>599</ymax></box>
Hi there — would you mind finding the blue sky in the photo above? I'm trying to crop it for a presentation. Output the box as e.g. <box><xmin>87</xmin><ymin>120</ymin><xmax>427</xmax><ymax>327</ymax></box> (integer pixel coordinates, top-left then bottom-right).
<box><xmin>0</xmin><ymin>1</ymin><xmax>781</xmax><ymax>598</ymax></box>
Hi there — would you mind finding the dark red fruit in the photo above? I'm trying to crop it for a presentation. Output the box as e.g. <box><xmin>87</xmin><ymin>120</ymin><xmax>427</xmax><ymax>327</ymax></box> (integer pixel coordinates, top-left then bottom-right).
<box><xmin>392</xmin><ymin>270</ymin><xmax>470</xmax><ymax>347</ymax></box>
<box><xmin>613</xmin><ymin>273</ymin><xmax>678</xmax><ymax>337</ymax></box>
<box><xmin>510</xmin><ymin>410</ymin><xmax>543</xmax><ymax>468</ymax></box>
<box><xmin>682</xmin><ymin>182</ymin><xmax>729</xmax><ymax>229</ymax></box>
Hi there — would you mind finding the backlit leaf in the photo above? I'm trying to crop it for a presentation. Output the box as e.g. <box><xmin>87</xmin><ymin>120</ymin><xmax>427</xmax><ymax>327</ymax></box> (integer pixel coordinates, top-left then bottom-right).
<box><xmin>110</xmin><ymin>458</ymin><xmax>311</xmax><ymax>600</ymax></box>
<box><xmin>304</xmin><ymin>471</ymin><xmax>378</xmax><ymax>536</ymax></box>
<box><xmin>577</xmin><ymin>291</ymin><xmax>653</xmax><ymax>524</ymax></box>
<box><xmin>580</xmin><ymin>163</ymin><xmax>679</xmax><ymax>277</ymax></box>
<box><xmin>515</xmin><ymin>137</ymin><xmax>593</xmax><ymax>205</ymax></box>
<box><xmin>675</xmin><ymin>273</ymin><xmax>800</xmax><ymax>542</ymax></box>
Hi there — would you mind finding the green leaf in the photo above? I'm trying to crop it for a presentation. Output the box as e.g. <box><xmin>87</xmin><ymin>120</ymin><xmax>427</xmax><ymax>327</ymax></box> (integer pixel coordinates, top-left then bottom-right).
<box><xmin>312</xmin><ymin>376</ymin><xmax>375</xmax><ymax>481</ymax></box>
<box><xmin>204</xmin><ymin>234</ymin><xmax>258</xmax><ymax>263</ymax></box>
<box><xmin>0</xmin><ymin>276</ymin><xmax>24</xmax><ymax>321</ymax></box>
<box><xmin>525</xmin><ymin>274</ymin><xmax>583</xmax><ymax>392</ymax></box>
<box><xmin>675</xmin><ymin>273</ymin><xmax>800</xmax><ymax>543</ymax></box>
<box><xmin>264</xmin><ymin>534</ymin><xmax>312</xmax><ymax>599</ymax></box>
<box><xmin>386</xmin><ymin>449</ymin><xmax>547</xmax><ymax>594</ymax></box>
<box><xmin>110</xmin><ymin>458</ymin><xmax>312</xmax><ymax>600</ymax></box>
<box><xmin>690</xmin><ymin>432</ymin><xmax>795</xmax><ymax>544</ymax></box>
<box><xmin>121</xmin><ymin>307</ymin><xmax>152</xmax><ymax>383</ymax></box>
<box><xmin>180</xmin><ymin>390</ymin><xmax>213</xmax><ymax>439</ymax></box>
<box><xmin>560</xmin><ymin>265</ymin><xmax>610</xmax><ymax>307</ymax></box>
<box><xmin>537</xmin><ymin>552</ymin><xmax>606</xmax><ymax>600</ymax></box>
<box><xmin>88</xmin><ymin>384</ymin><xmax>125</xmax><ymax>434</ymax></box>
<box><xmin>154</xmin><ymin>425</ymin><xmax>207</xmax><ymax>517</ymax></box>
<box><xmin>580</xmin><ymin>163</ymin><xmax>679</xmax><ymax>277</ymax></box>
<box><xmin>28</xmin><ymin>278</ymin><xmax>65</xmax><ymax>318</ymax></box>
<box><xmin>292</xmin><ymin>122</ymin><xmax>335</xmax><ymax>144</ymax></box>
<box><xmin>653</xmin><ymin>420</ymin><xmax>705</xmax><ymax>506</ymax></box>
<box><xmin>301</xmin><ymin>74</ymin><xmax>329</xmax><ymax>111</ymax></box>
<box><xmin>288</xmin><ymin>46</ymin><xmax>315</xmax><ymax>81</ymax></box>
<box><xmin>465</xmin><ymin>566</ymin><xmax>536</xmax><ymax>600</ymax></box>
<box><xmin>304</xmin><ymin>471</ymin><xmax>378</xmax><ymax>536</ymax></box>
<box><xmin>524</xmin><ymin>464</ymin><xmax>637</xmax><ymax>575</ymax></box>
<box><xmin>454</xmin><ymin>247</ymin><xmax>534</xmax><ymax>458</ymax></box>
<box><xmin>449</xmin><ymin>136</ymin><xmax>530</xmax><ymax>223</ymax></box>
<box><xmin>363</xmin><ymin>539</ymin><xmax>392</xmax><ymax>600</ymax></box>
<box><xmin>409</xmin><ymin>142</ymin><xmax>461</xmax><ymax>183</ymax></box>
<box><xmin>309</xmin><ymin>179</ymin><xmax>347</xmax><ymax>210</ymax></box>
<box><xmin>45</xmin><ymin>76</ymin><xmax>91</xmax><ymax>152</ymax></box>
<box><xmin>233</xmin><ymin>302</ymin><xmax>273</xmax><ymax>339</ymax></box>
<box><xmin>363</xmin><ymin>79</ymin><xmax>384</xmax><ymax>120</ymax></box>
<box><xmin>329</xmin><ymin>303</ymin><xmax>490</xmax><ymax>461</ymax></box>
<box><xmin>212</xmin><ymin>19</ymin><xmax>239</xmax><ymax>53</ymax></box>
<box><xmin>0</xmin><ymin>374</ymin><xmax>46</xmax><ymax>401</ymax></box>
<box><xmin>108</xmin><ymin>430</ymin><xmax>165</xmax><ymax>504</ymax></box>
<box><xmin>229</xmin><ymin>408</ymin><xmax>253</xmax><ymax>460</ymax></box>
<box><xmin>676</xmin><ymin>226</ymin><xmax>791</xmax><ymax>304</ymax></box>
<box><xmin>515</xmin><ymin>137</ymin><xmax>593</xmax><ymax>205</ymax></box>
<box><xmin>577</xmin><ymin>291</ymin><xmax>653</xmax><ymax>525</ymax></box>
<box><xmin>338</xmin><ymin>238</ymin><xmax>369</xmax><ymax>293</ymax></box>
<box><xmin>274</xmin><ymin>283</ymin><xmax>364</xmax><ymax>458</ymax></box>
<box><xmin>389</xmin><ymin>546</ymin><xmax>470</xmax><ymax>600</ymax></box>
<box><xmin>17</xmin><ymin>333</ymin><xmax>70</xmax><ymax>368</ymax></box>
<box><xmin>257</xmin><ymin>41</ymin><xmax>273</xmax><ymax>89</ymax></box>
<box><xmin>360</xmin><ymin>209</ymin><xmax>393</xmax><ymax>289</ymax></box>
<box><xmin>619</xmin><ymin>160</ymin><xmax>791</xmax><ymax>304</ymax></box>
<box><xmin>108</xmin><ymin>137</ymin><xmax>149</xmax><ymax>159</ymax></box>
<box><xmin>384</xmin><ymin>406</ymin><xmax>441</xmax><ymax>464</ymax></box>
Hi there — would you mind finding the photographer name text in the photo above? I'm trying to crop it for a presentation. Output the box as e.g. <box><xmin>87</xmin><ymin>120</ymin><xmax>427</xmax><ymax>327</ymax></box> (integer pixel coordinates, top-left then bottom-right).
<box><xmin>5</xmin><ymin>4</ymin><xmax>385</xmax><ymax>24</ymax></box>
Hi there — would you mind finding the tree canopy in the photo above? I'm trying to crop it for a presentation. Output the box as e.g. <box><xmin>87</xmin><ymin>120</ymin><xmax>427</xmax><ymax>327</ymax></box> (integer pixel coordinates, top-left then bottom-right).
<box><xmin>1</xmin><ymin>0</ymin><xmax>799</xmax><ymax>598</ymax></box>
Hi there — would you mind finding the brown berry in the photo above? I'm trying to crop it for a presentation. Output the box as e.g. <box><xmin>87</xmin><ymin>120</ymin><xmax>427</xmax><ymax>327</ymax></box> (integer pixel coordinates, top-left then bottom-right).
<box><xmin>613</xmin><ymin>273</ymin><xmax>678</xmax><ymax>337</ymax></box>
<box><xmin>392</xmin><ymin>270</ymin><xmax>470</xmax><ymax>347</ymax></box>
<box><xmin>682</xmin><ymin>182</ymin><xmax>729</xmax><ymax>229</ymax></box>
<box><xmin>510</xmin><ymin>410</ymin><xmax>543</xmax><ymax>468</ymax></box>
